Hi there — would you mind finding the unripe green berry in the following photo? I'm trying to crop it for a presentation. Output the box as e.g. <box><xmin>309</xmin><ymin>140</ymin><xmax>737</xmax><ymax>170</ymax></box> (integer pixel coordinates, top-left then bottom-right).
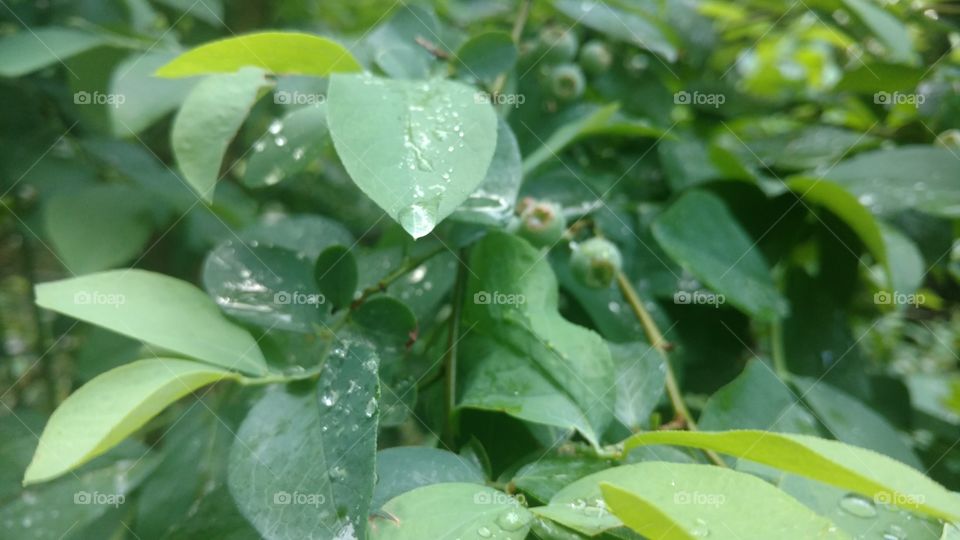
<box><xmin>571</xmin><ymin>237</ymin><xmax>622</xmax><ymax>288</ymax></box>
<box><xmin>518</xmin><ymin>199</ymin><xmax>566</xmax><ymax>248</ymax></box>
<box><xmin>538</xmin><ymin>26</ymin><xmax>578</xmax><ymax>63</ymax></box>
<box><xmin>549</xmin><ymin>63</ymin><xmax>586</xmax><ymax>101</ymax></box>
<box><xmin>579</xmin><ymin>40</ymin><xmax>613</xmax><ymax>75</ymax></box>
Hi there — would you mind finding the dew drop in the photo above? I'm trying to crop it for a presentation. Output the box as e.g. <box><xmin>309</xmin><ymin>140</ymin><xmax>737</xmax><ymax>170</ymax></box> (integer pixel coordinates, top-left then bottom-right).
<box><xmin>364</xmin><ymin>397</ymin><xmax>377</xmax><ymax>418</ymax></box>
<box><xmin>477</xmin><ymin>526</ymin><xmax>492</xmax><ymax>538</ymax></box>
<box><xmin>320</xmin><ymin>390</ymin><xmax>340</xmax><ymax>407</ymax></box>
<box><xmin>268</xmin><ymin>120</ymin><xmax>283</xmax><ymax>134</ymax></box>
<box><xmin>496</xmin><ymin>509</ymin><xmax>527</xmax><ymax>531</ymax></box>
<box><xmin>882</xmin><ymin>524</ymin><xmax>907</xmax><ymax>540</ymax></box>
<box><xmin>399</xmin><ymin>203</ymin><xmax>436</xmax><ymax>239</ymax></box>
<box><xmin>690</xmin><ymin>518</ymin><xmax>710</xmax><ymax>537</ymax></box>
<box><xmin>838</xmin><ymin>493</ymin><xmax>877</xmax><ymax>518</ymax></box>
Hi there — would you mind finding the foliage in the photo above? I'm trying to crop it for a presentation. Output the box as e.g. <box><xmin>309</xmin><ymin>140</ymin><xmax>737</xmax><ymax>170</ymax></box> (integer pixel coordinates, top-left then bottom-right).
<box><xmin>0</xmin><ymin>0</ymin><xmax>959</xmax><ymax>539</ymax></box>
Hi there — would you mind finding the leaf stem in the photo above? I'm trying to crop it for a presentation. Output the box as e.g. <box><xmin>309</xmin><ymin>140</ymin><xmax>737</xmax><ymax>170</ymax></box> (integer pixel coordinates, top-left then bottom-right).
<box><xmin>442</xmin><ymin>250</ymin><xmax>469</xmax><ymax>448</ymax></box>
<box><xmin>615</xmin><ymin>271</ymin><xmax>727</xmax><ymax>467</ymax></box>
<box><xmin>351</xmin><ymin>244</ymin><xmax>447</xmax><ymax>310</ymax></box>
<box><xmin>770</xmin><ymin>318</ymin><xmax>789</xmax><ymax>378</ymax></box>
<box><xmin>490</xmin><ymin>0</ymin><xmax>533</xmax><ymax>97</ymax></box>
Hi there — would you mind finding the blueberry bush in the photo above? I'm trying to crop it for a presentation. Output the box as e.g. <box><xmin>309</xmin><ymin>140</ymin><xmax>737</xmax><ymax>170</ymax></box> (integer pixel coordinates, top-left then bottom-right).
<box><xmin>1</xmin><ymin>0</ymin><xmax>959</xmax><ymax>539</ymax></box>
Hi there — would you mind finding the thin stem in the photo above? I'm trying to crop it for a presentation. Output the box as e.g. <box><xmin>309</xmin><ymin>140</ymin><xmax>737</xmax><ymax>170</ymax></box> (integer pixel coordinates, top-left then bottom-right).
<box><xmin>490</xmin><ymin>0</ymin><xmax>533</xmax><ymax>97</ymax></box>
<box><xmin>351</xmin><ymin>245</ymin><xmax>447</xmax><ymax>310</ymax></box>
<box><xmin>237</xmin><ymin>365</ymin><xmax>324</xmax><ymax>386</ymax></box>
<box><xmin>770</xmin><ymin>318</ymin><xmax>788</xmax><ymax>378</ymax></box>
<box><xmin>616</xmin><ymin>271</ymin><xmax>728</xmax><ymax>467</ymax></box>
<box><xmin>442</xmin><ymin>250</ymin><xmax>469</xmax><ymax>448</ymax></box>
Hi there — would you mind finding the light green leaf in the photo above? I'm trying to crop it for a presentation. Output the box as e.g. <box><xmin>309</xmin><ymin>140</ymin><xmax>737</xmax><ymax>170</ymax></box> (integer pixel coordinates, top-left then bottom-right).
<box><xmin>44</xmin><ymin>184</ymin><xmax>154</xmax><ymax>274</ymax></box>
<box><xmin>228</xmin><ymin>341</ymin><xmax>379</xmax><ymax>540</ymax></box>
<box><xmin>822</xmin><ymin>146</ymin><xmax>960</xmax><ymax>218</ymax></box>
<box><xmin>624</xmin><ymin>430</ymin><xmax>960</xmax><ymax>522</ymax></box>
<box><xmin>155</xmin><ymin>32</ymin><xmax>361</xmax><ymax>78</ymax></box>
<box><xmin>881</xmin><ymin>224</ymin><xmax>925</xmax><ymax>294</ymax></box>
<box><xmin>24</xmin><ymin>358</ymin><xmax>236</xmax><ymax>484</ymax></box>
<box><xmin>652</xmin><ymin>190</ymin><xmax>787</xmax><ymax>320</ymax></box>
<box><xmin>236</xmin><ymin>214</ymin><xmax>354</xmax><ymax>260</ymax></box>
<box><xmin>553</xmin><ymin>0</ymin><xmax>677</xmax><ymax>61</ymax></box>
<box><xmin>370</xmin><ymin>483</ymin><xmax>532</xmax><ymax>540</ymax></box>
<box><xmin>327</xmin><ymin>73</ymin><xmax>498</xmax><ymax>238</ymax></box>
<box><xmin>512</xmin><ymin>453</ymin><xmax>614</xmax><ymax>504</ymax></box>
<box><xmin>599</xmin><ymin>463</ymin><xmax>848</xmax><ymax>539</ymax></box>
<box><xmin>608</xmin><ymin>341</ymin><xmax>665</xmax><ymax>431</ymax></box>
<box><xmin>463</xmin><ymin>232</ymin><xmax>616</xmax><ymax>442</ymax></box>
<box><xmin>172</xmin><ymin>67</ymin><xmax>267</xmax><ymax>202</ymax></box>
<box><xmin>0</xmin><ymin>27</ymin><xmax>107</xmax><ymax>77</ymax></box>
<box><xmin>843</xmin><ymin>0</ymin><xmax>917</xmax><ymax>64</ymax></box>
<box><xmin>451</xmin><ymin>119</ymin><xmax>522</xmax><ymax>226</ymax></box>
<box><xmin>243</xmin><ymin>105</ymin><xmax>327</xmax><ymax>188</ymax></box>
<box><xmin>35</xmin><ymin>269</ymin><xmax>268</xmax><ymax>375</ymax></box>
<box><xmin>110</xmin><ymin>51</ymin><xmax>198</xmax><ymax>135</ymax></box>
<box><xmin>372</xmin><ymin>447</ymin><xmax>485</xmax><ymax>509</ymax></box>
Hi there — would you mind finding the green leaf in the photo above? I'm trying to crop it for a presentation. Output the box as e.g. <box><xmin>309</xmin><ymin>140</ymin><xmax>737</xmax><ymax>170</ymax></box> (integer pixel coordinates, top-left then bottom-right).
<box><xmin>353</xmin><ymin>296</ymin><xmax>417</xmax><ymax>345</ymax></box>
<box><xmin>822</xmin><ymin>146</ymin><xmax>960</xmax><ymax>218</ymax></box>
<box><xmin>315</xmin><ymin>245</ymin><xmax>358</xmax><ymax>312</ymax></box>
<box><xmin>843</xmin><ymin>0</ymin><xmax>917</xmax><ymax>64</ymax></box>
<box><xmin>236</xmin><ymin>214</ymin><xmax>354</xmax><ymax>260</ymax></box>
<box><xmin>155</xmin><ymin>32</ymin><xmax>361</xmax><ymax>78</ymax></box>
<box><xmin>228</xmin><ymin>341</ymin><xmax>379</xmax><ymax>540</ymax></box>
<box><xmin>203</xmin><ymin>241</ymin><xmax>326</xmax><ymax>332</ymax></box>
<box><xmin>512</xmin><ymin>453</ymin><xmax>614</xmax><ymax>504</ymax></box>
<box><xmin>786</xmin><ymin>177</ymin><xmax>886</xmax><ymax>267</ymax></box>
<box><xmin>463</xmin><ymin>232</ymin><xmax>616</xmax><ymax>443</ymax></box>
<box><xmin>372</xmin><ymin>447</ymin><xmax>485</xmax><ymax>509</ymax></box>
<box><xmin>35</xmin><ymin>269</ymin><xmax>268</xmax><ymax>375</ymax></box>
<box><xmin>792</xmin><ymin>376</ymin><xmax>922</xmax><ymax>468</ymax></box>
<box><xmin>881</xmin><ymin>224</ymin><xmax>925</xmax><ymax>294</ymax></box>
<box><xmin>24</xmin><ymin>358</ymin><xmax>236</xmax><ymax>484</ymax></box>
<box><xmin>455</xmin><ymin>31</ymin><xmax>517</xmax><ymax>85</ymax></box>
<box><xmin>110</xmin><ymin>51</ymin><xmax>198</xmax><ymax>135</ymax></box>
<box><xmin>370</xmin><ymin>483</ymin><xmax>532</xmax><ymax>540</ymax></box>
<box><xmin>624</xmin><ymin>430</ymin><xmax>960</xmax><ymax>522</ymax></box>
<box><xmin>43</xmin><ymin>184</ymin><xmax>154</xmax><ymax>274</ymax></box>
<box><xmin>0</xmin><ymin>27</ymin><xmax>107</xmax><ymax>77</ymax></box>
<box><xmin>459</xmin><ymin>335</ymin><xmax>601</xmax><ymax>447</ymax></box>
<box><xmin>609</xmin><ymin>341</ymin><xmax>666</xmax><ymax>431</ymax></box>
<box><xmin>451</xmin><ymin>119</ymin><xmax>523</xmax><ymax>226</ymax></box>
<box><xmin>243</xmin><ymin>105</ymin><xmax>328</xmax><ymax>188</ymax></box>
<box><xmin>327</xmin><ymin>73</ymin><xmax>499</xmax><ymax>238</ymax></box>
<box><xmin>172</xmin><ymin>67</ymin><xmax>267</xmax><ymax>202</ymax></box>
<box><xmin>652</xmin><ymin>190</ymin><xmax>786</xmax><ymax>320</ymax></box>
<box><xmin>553</xmin><ymin>0</ymin><xmax>677</xmax><ymax>61</ymax></box>
<box><xmin>599</xmin><ymin>463</ymin><xmax>848</xmax><ymax>539</ymax></box>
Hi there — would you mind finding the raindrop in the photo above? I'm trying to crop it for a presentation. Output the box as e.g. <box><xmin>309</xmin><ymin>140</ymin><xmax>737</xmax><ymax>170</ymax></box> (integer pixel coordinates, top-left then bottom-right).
<box><xmin>399</xmin><ymin>203</ymin><xmax>436</xmax><ymax>239</ymax></box>
<box><xmin>320</xmin><ymin>390</ymin><xmax>340</xmax><ymax>407</ymax></box>
<box><xmin>364</xmin><ymin>397</ymin><xmax>377</xmax><ymax>418</ymax></box>
<box><xmin>496</xmin><ymin>509</ymin><xmax>527</xmax><ymax>531</ymax></box>
<box><xmin>268</xmin><ymin>120</ymin><xmax>283</xmax><ymax>134</ymax></box>
<box><xmin>477</xmin><ymin>526</ymin><xmax>492</xmax><ymax>538</ymax></box>
<box><xmin>882</xmin><ymin>524</ymin><xmax>907</xmax><ymax>540</ymax></box>
<box><xmin>838</xmin><ymin>493</ymin><xmax>877</xmax><ymax>518</ymax></box>
<box><xmin>274</xmin><ymin>136</ymin><xmax>287</xmax><ymax>147</ymax></box>
<box><xmin>329</xmin><ymin>466</ymin><xmax>347</xmax><ymax>481</ymax></box>
<box><xmin>690</xmin><ymin>518</ymin><xmax>710</xmax><ymax>537</ymax></box>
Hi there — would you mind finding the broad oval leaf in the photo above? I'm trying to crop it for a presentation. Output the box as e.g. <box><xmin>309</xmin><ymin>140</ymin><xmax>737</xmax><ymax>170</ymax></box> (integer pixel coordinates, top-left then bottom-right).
<box><xmin>652</xmin><ymin>189</ymin><xmax>787</xmax><ymax>320</ymax></box>
<box><xmin>371</xmin><ymin>483</ymin><xmax>532</xmax><ymax>540</ymax></box>
<box><xmin>455</xmin><ymin>31</ymin><xmax>517</xmax><ymax>85</ymax></box>
<box><xmin>599</xmin><ymin>463</ymin><xmax>848</xmax><ymax>539</ymax></box>
<box><xmin>155</xmin><ymin>32</ymin><xmax>361</xmax><ymax>78</ymax></box>
<box><xmin>0</xmin><ymin>27</ymin><xmax>106</xmax><ymax>77</ymax></box>
<box><xmin>23</xmin><ymin>358</ymin><xmax>236</xmax><ymax>484</ymax></box>
<box><xmin>110</xmin><ymin>51</ymin><xmax>198</xmax><ymax>136</ymax></box>
<box><xmin>372</xmin><ymin>447</ymin><xmax>485</xmax><ymax>509</ymax></box>
<box><xmin>315</xmin><ymin>245</ymin><xmax>358</xmax><ymax>312</ymax></box>
<box><xmin>35</xmin><ymin>269</ymin><xmax>268</xmax><ymax>375</ymax></box>
<box><xmin>327</xmin><ymin>73</ymin><xmax>498</xmax><ymax>239</ymax></box>
<box><xmin>624</xmin><ymin>430</ymin><xmax>960</xmax><ymax>522</ymax></box>
<box><xmin>228</xmin><ymin>340</ymin><xmax>380</xmax><ymax>540</ymax></box>
<box><xmin>244</xmin><ymin>105</ymin><xmax>328</xmax><ymax>188</ymax></box>
<box><xmin>172</xmin><ymin>67</ymin><xmax>267</xmax><ymax>202</ymax></box>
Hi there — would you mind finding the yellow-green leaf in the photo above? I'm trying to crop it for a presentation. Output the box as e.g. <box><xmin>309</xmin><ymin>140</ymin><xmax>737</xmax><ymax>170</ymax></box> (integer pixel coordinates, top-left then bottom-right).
<box><xmin>624</xmin><ymin>430</ymin><xmax>960</xmax><ymax>522</ymax></box>
<box><xmin>155</xmin><ymin>32</ymin><xmax>361</xmax><ymax>78</ymax></box>
<box><xmin>24</xmin><ymin>358</ymin><xmax>238</xmax><ymax>485</ymax></box>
